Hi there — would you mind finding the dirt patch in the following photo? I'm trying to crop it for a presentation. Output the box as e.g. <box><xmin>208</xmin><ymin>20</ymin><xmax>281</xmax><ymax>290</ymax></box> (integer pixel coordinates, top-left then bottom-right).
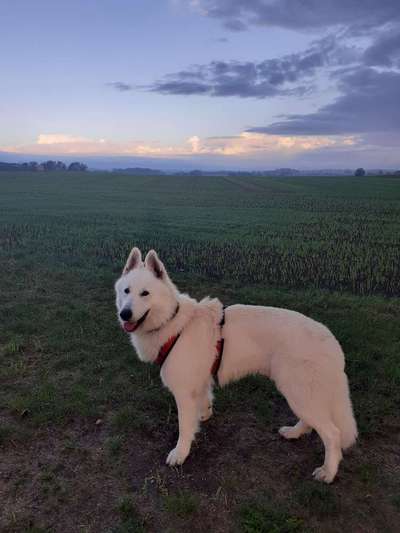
<box><xmin>1</xmin><ymin>408</ymin><xmax>399</xmax><ymax>532</ymax></box>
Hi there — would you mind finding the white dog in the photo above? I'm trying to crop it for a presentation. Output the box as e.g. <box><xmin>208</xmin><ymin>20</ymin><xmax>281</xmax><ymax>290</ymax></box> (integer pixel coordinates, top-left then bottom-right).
<box><xmin>115</xmin><ymin>247</ymin><xmax>357</xmax><ymax>483</ymax></box>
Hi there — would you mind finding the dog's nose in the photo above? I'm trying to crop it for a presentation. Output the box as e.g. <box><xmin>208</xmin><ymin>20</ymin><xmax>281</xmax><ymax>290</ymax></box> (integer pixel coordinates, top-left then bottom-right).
<box><xmin>120</xmin><ymin>308</ymin><xmax>132</xmax><ymax>321</ymax></box>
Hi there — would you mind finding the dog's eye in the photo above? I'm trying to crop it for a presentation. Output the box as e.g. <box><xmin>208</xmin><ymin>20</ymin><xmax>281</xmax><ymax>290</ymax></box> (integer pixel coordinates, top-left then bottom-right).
<box><xmin>124</xmin><ymin>288</ymin><xmax>130</xmax><ymax>294</ymax></box>
<box><xmin>140</xmin><ymin>290</ymin><xmax>149</xmax><ymax>297</ymax></box>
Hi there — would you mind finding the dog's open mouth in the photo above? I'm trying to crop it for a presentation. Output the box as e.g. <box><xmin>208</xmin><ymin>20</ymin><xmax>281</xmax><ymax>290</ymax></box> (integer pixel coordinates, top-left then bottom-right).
<box><xmin>123</xmin><ymin>321</ymin><xmax>139</xmax><ymax>333</ymax></box>
<box><xmin>122</xmin><ymin>310</ymin><xmax>150</xmax><ymax>333</ymax></box>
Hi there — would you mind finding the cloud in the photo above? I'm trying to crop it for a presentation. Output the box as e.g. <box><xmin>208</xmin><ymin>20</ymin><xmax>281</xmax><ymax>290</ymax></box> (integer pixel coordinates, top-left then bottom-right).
<box><xmin>4</xmin><ymin>136</ymin><xmax>188</xmax><ymax>157</ymax></box>
<box><xmin>2</xmin><ymin>132</ymin><xmax>356</xmax><ymax>159</ymax></box>
<box><xmin>289</xmin><ymin>135</ymin><xmax>400</xmax><ymax>168</ymax></box>
<box><xmin>363</xmin><ymin>25</ymin><xmax>400</xmax><ymax>67</ymax></box>
<box><xmin>155</xmin><ymin>7</ymin><xmax>400</xmax><ymax>138</ymax></box>
<box><xmin>37</xmin><ymin>134</ymin><xmax>91</xmax><ymax>145</ymax></box>
<box><xmin>248</xmin><ymin>68</ymin><xmax>400</xmax><ymax>135</ymax></box>
<box><xmin>106</xmin><ymin>5</ymin><xmax>398</xmax><ymax>149</ymax></box>
<box><xmin>107</xmin><ymin>81</ymin><xmax>134</xmax><ymax>92</ymax></box>
<box><xmin>223</xmin><ymin>18</ymin><xmax>247</xmax><ymax>31</ymax></box>
<box><xmin>191</xmin><ymin>0</ymin><xmax>400</xmax><ymax>32</ymax></box>
<box><xmin>199</xmin><ymin>132</ymin><xmax>356</xmax><ymax>156</ymax></box>
<box><xmin>151</xmin><ymin>80</ymin><xmax>210</xmax><ymax>95</ymax></box>
<box><xmin>148</xmin><ymin>35</ymin><xmax>355</xmax><ymax>98</ymax></box>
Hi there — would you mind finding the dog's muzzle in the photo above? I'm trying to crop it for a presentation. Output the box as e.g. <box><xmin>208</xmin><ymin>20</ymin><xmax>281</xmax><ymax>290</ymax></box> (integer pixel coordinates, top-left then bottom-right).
<box><xmin>120</xmin><ymin>309</ymin><xmax>150</xmax><ymax>333</ymax></box>
<box><xmin>119</xmin><ymin>308</ymin><xmax>132</xmax><ymax>321</ymax></box>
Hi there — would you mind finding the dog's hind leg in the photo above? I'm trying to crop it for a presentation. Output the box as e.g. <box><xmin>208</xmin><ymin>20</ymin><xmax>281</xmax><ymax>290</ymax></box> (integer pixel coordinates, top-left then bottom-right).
<box><xmin>284</xmin><ymin>412</ymin><xmax>342</xmax><ymax>483</ymax></box>
<box><xmin>200</xmin><ymin>384</ymin><xmax>214</xmax><ymax>422</ymax></box>
<box><xmin>277</xmin><ymin>387</ymin><xmax>342</xmax><ymax>481</ymax></box>
<box><xmin>166</xmin><ymin>393</ymin><xmax>199</xmax><ymax>466</ymax></box>
<box><xmin>312</xmin><ymin>421</ymin><xmax>342</xmax><ymax>483</ymax></box>
<box><xmin>279</xmin><ymin>420</ymin><xmax>312</xmax><ymax>440</ymax></box>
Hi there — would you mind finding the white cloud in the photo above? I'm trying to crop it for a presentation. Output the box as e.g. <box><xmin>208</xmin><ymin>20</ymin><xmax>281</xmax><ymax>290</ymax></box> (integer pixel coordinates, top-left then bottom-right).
<box><xmin>191</xmin><ymin>132</ymin><xmax>357</xmax><ymax>156</ymax></box>
<box><xmin>2</xmin><ymin>132</ymin><xmax>358</xmax><ymax>159</ymax></box>
<box><xmin>37</xmin><ymin>134</ymin><xmax>91</xmax><ymax>145</ymax></box>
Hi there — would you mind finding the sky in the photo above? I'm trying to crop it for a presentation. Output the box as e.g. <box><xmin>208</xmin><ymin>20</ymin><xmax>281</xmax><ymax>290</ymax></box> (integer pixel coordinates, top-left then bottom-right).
<box><xmin>1</xmin><ymin>0</ymin><xmax>400</xmax><ymax>170</ymax></box>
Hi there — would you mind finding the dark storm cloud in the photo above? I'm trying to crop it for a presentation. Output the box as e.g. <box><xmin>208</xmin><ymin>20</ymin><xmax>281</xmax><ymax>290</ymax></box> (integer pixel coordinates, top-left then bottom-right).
<box><xmin>248</xmin><ymin>68</ymin><xmax>400</xmax><ymax>135</ymax></box>
<box><xmin>363</xmin><ymin>26</ymin><xmax>400</xmax><ymax>67</ymax></box>
<box><xmin>179</xmin><ymin>2</ymin><xmax>400</xmax><ymax>137</ymax></box>
<box><xmin>152</xmin><ymin>80</ymin><xmax>210</xmax><ymax>95</ymax></box>
<box><xmin>148</xmin><ymin>36</ymin><xmax>354</xmax><ymax>98</ymax></box>
<box><xmin>195</xmin><ymin>0</ymin><xmax>400</xmax><ymax>32</ymax></box>
<box><xmin>109</xmin><ymin>2</ymin><xmax>400</xmax><ymax>142</ymax></box>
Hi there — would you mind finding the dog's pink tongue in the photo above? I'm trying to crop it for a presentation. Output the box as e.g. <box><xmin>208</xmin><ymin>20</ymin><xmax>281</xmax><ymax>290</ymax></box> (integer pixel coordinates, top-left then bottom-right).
<box><xmin>123</xmin><ymin>321</ymin><xmax>137</xmax><ymax>333</ymax></box>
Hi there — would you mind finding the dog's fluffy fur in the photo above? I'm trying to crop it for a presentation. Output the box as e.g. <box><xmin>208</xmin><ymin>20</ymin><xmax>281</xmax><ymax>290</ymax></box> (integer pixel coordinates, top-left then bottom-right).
<box><xmin>115</xmin><ymin>247</ymin><xmax>357</xmax><ymax>483</ymax></box>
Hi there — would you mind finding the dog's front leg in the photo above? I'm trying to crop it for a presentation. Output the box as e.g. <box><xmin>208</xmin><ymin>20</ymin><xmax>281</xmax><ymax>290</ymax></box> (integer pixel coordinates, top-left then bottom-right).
<box><xmin>200</xmin><ymin>384</ymin><xmax>214</xmax><ymax>422</ymax></box>
<box><xmin>166</xmin><ymin>394</ymin><xmax>199</xmax><ymax>466</ymax></box>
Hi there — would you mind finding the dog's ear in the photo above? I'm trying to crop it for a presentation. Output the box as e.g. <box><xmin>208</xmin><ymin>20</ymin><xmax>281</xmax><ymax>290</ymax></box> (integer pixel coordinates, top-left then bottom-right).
<box><xmin>145</xmin><ymin>250</ymin><xmax>165</xmax><ymax>279</ymax></box>
<box><xmin>123</xmin><ymin>247</ymin><xmax>142</xmax><ymax>274</ymax></box>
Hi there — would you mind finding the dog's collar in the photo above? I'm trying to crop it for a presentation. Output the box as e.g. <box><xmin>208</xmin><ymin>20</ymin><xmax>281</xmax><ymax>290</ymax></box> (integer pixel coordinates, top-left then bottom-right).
<box><xmin>147</xmin><ymin>303</ymin><xmax>180</xmax><ymax>334</ymax></box>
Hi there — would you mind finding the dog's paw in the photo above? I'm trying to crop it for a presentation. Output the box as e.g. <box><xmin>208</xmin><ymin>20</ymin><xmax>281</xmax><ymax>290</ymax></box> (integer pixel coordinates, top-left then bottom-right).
<box><xmin>279</xmin><ymin>426</ymin><xmax>299</xmax><ymax>439</ymax></box>
<box><xmin>312</xmin><ymin>466</ymin><xmax>335</xmax><ymax>484</ymax></box>
<box><xmin>200</xmin><ymin>406</ymin><xmax>213</xmax><ymax>422</ymax></box>
<box><xmin>166</xmin><ymin>447</ymin><xmax>189</xmax><ymax>466</ymax></box>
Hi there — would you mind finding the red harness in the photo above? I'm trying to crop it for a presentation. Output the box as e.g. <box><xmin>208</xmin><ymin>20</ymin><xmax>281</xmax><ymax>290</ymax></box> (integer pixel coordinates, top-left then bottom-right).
<box><xmin>155</xmin><ymin>308</ymin><xmax>226</xmax><ymax>385</ymax></box>
<box><xmin>154</xmin><ymin>334</ymin><xmax>181</xmax><ymax>367</ymax></box>
<box><xmin>210</xmin><ymin>338</ymin><xmax>225</xmax><ymax>386</ymax></box>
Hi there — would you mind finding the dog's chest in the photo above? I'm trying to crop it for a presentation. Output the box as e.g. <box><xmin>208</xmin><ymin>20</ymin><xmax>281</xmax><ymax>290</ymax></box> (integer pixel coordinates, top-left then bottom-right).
<box><xmin>130</xmin><ymin>335</ymin><xmax>159</xmax><ymax>362</ymax></box>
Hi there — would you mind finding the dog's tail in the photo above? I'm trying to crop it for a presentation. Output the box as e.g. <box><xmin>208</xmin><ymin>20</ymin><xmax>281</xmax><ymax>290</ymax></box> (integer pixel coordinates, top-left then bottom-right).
<box><xmin>332</xmin><ymin>372</ymin><xmax>358</xmax><ymax>450</ymax></box>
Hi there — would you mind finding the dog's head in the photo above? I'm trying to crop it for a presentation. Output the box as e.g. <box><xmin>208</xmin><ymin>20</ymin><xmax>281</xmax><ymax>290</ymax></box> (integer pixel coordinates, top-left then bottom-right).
<box><xmin>115</xmin><ymin>247</ymin><xmax>178</xmax><ymax>334</ymax></box>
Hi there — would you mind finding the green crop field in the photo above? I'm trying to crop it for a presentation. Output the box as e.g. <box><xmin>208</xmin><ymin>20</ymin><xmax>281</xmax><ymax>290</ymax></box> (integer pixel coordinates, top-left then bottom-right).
<box><xmin>1</xmin><ymin>172</ymin><xmax>399</xmax><ymax>532</ymax></box>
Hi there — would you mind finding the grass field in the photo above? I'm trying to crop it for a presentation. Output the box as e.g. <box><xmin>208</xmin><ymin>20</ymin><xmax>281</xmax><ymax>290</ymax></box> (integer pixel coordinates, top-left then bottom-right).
<box><xmin>0</xmin><ymin>171</ymin><xmax>399</xmax><ymax>532</ymax></box>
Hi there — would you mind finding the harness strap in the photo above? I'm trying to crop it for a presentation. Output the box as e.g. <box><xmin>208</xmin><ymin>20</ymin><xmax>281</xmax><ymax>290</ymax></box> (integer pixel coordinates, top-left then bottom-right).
<box><xmin>155</xmin><ymin>334</ymin><xmax>181</xmax><ymax>368</ymax></box>
<box><xmin>211</xmin><ymin>307</ymin><xmax>226</xmax><ymax>386</ymax></box>
<box><xmin>155</xmin><ymin>305</ymin><xmax>227</xmax><ymax>384</ymax></box>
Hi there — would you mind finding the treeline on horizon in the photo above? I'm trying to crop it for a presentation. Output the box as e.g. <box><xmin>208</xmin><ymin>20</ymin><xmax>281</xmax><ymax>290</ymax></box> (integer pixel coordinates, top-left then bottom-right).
<box><xmin>114</xmin><ymin>166</ymin><xmax>400</xmax><ymax>177</ymax></box>
<box><xmin>0</xmin><ymin>160</ymin><xmax>88</xmax><ymax>172</ymax></box>
<box><xmin>1</xmin><ymin>161</ymin><xmax>400</xmax><ymax>177</ymax></box>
